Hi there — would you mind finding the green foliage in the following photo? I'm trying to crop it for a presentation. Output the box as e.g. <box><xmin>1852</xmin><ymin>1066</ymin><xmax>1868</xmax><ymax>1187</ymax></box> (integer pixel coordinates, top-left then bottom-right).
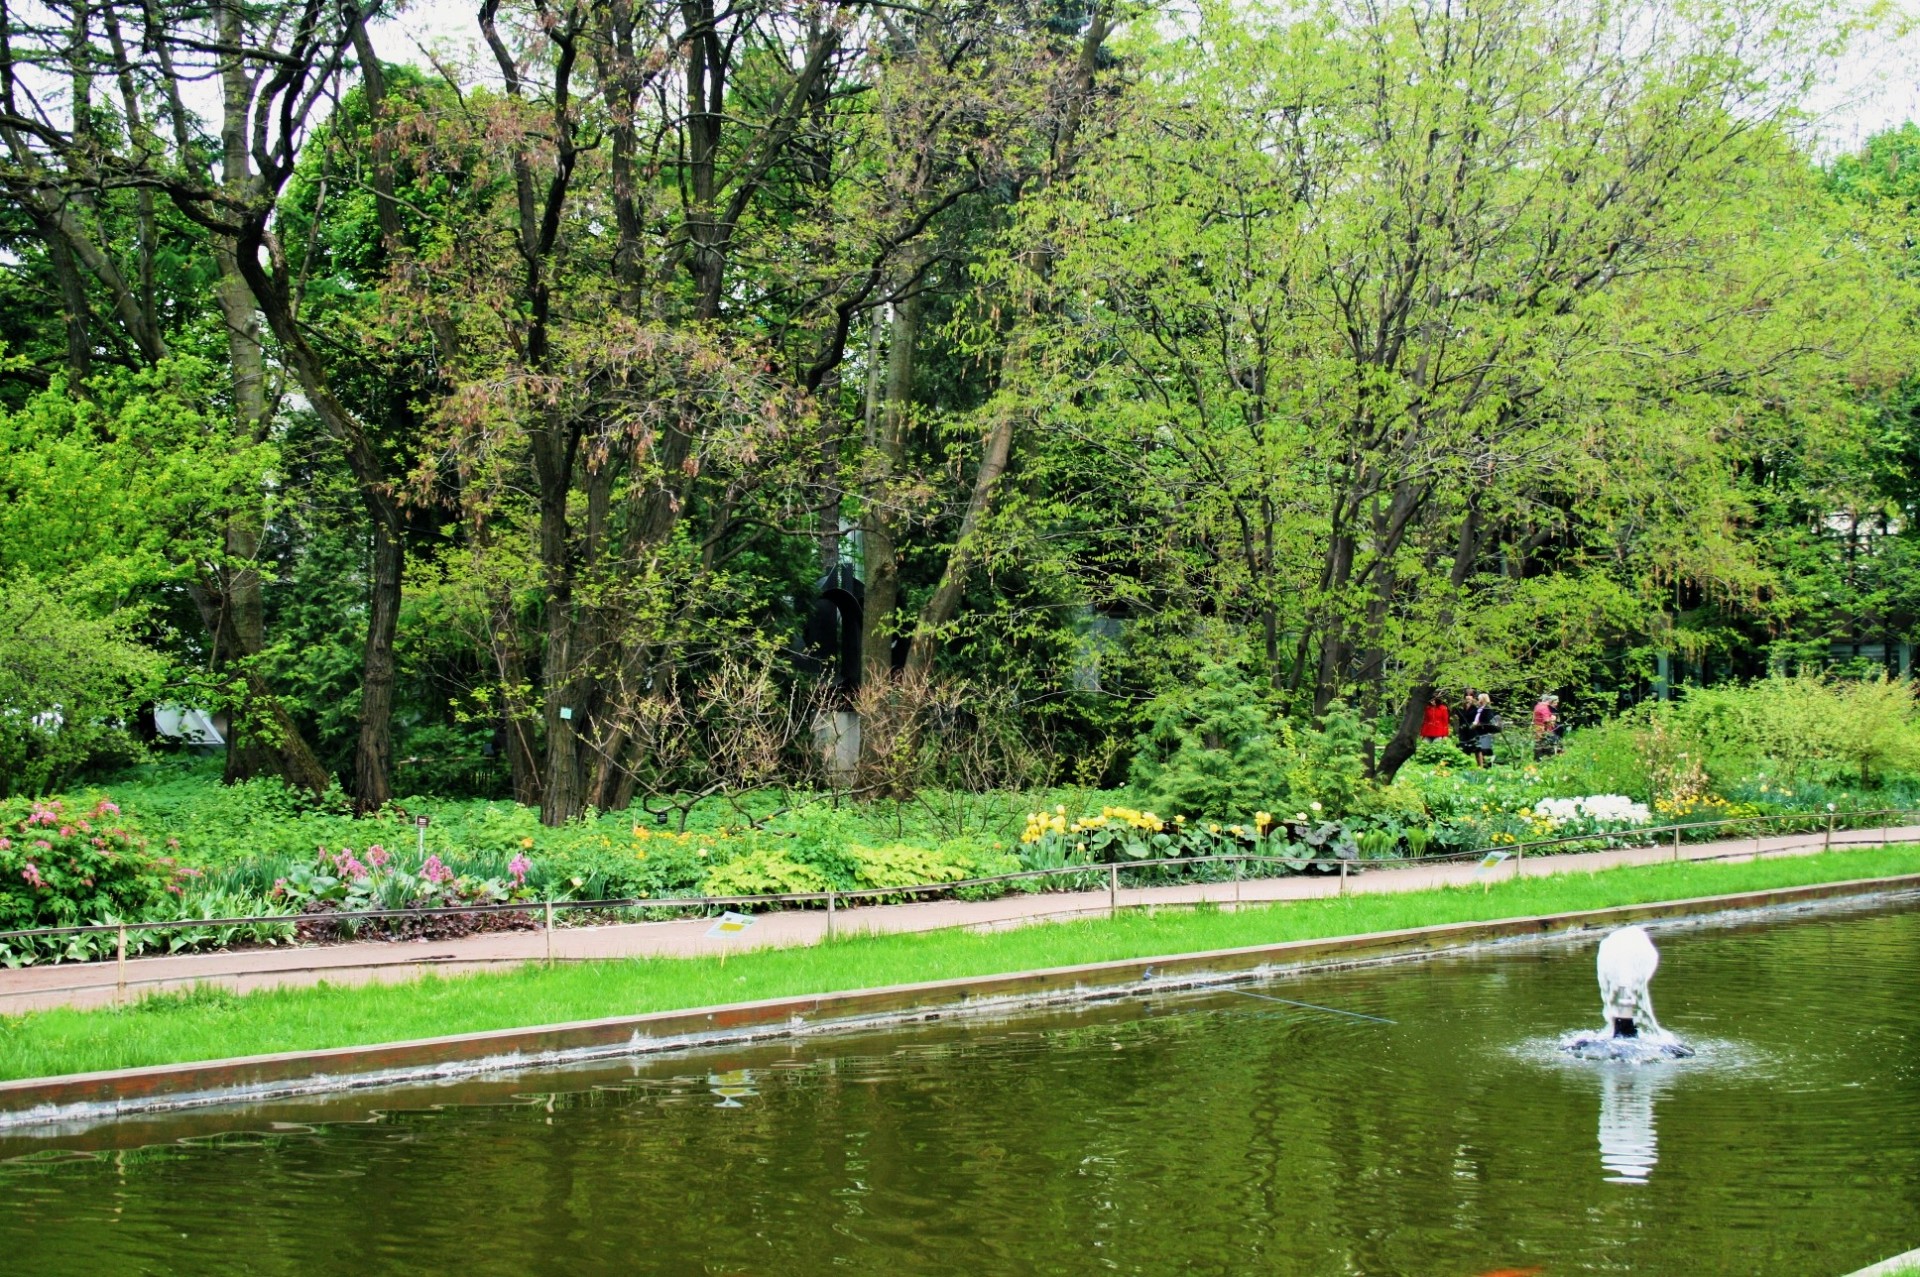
<box><xmin>700</xmin><ymin>849</ymin><xmax>831</xmax><ymax>899</ymax></box>
<box><xmin>1666</xmin><ymin>674</ymin><xmax>1920</xmax><ymax>790</ymax></box>
<box><xmin>0</xmin><ymin>582</ymin><xmax>165</xmax><ymax>796</ymax></box>
<box><xmin>0</xmin><ymin>797</ymin><xmax>170</xmax><ymax>963</ymax></box>
<box><xmin>1286</xmin><ymin>703</ymin><xmax>1373</xmax><ymax>818</ymax></box>
<box><xmin>1412</xmin><ymin>736</ymin><xmax>1472</xmax><ymax>768</ymax></box>
<box><xmin>1129</xmin><ymin>665</ymin><xmax>1293</xmax><ymax>819</ymax></box>
<box><xmin>1543</xmin><ymin>717</ymin><xmax>1653</xmax><ymax>803</ymax></box>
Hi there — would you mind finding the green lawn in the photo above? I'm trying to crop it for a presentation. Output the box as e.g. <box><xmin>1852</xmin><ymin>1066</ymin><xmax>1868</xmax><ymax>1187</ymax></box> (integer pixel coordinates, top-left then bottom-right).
<box><xmin>4</xmin><ymin>844</ymin><xmax>1919</xmax><ymax>1084</ymax></box>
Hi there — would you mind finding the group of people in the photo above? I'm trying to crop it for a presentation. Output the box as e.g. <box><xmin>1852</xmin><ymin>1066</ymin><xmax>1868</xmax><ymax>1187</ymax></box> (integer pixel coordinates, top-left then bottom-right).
<box><xmin>1419</xmin><ymin>690</ymin><xmax>1562</xmax><ymax>766</ymax></box>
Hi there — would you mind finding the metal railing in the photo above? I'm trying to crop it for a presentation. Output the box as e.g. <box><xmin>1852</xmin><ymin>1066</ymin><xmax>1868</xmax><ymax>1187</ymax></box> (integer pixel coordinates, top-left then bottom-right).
<box><xmin>2</xmin><ymin>805</ymin><xmax>1916</xmax><ymax>983</ymax></box>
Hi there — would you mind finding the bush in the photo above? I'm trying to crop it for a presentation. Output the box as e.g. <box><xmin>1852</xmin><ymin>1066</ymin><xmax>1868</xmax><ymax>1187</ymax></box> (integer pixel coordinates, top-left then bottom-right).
<box><xmin>1412</xmin><ymin>736</ymin><xmax>1472</xmax><ymax>768</ymax></box>
<box><xmin>1129</xmin><ymin>665</ymin><xmax>1293</xmax><ymax>819</ymax></box>
<box><xmin>0</xmin><ymin>796</ymin><xmax>173</xmax><ymax>964</ymax></box>
<box><xmin>1285</xmin><ymin>702</ymin><xmax>1371</xmax><ymax>817</ymax></box>
<box><xmin>700</xmin><ymin>849</ymin><xmax>830</xmax><ymax>899</ymax></box>
<box><xmin>1545</xmin><ymin>716</ymin><xmax>1652</xmax><ymax>801</ymax></box>
<box><xmin>0</xmin><ymin>584</ymin><xmax>164</xmax><ymax>797</ymax></box>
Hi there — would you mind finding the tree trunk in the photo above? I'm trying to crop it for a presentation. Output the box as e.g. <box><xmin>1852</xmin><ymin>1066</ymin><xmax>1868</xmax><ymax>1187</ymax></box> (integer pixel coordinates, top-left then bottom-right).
<box><xmin>862</xmin><ymin>286</ymin><xmax>919</xmax><ymax>689</ymax></box>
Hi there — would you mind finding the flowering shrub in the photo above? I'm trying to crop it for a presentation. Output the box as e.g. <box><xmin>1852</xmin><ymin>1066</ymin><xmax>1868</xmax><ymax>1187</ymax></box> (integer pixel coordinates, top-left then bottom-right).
<box><xmin>0</xmin><ymin>797</ymin><xmax>171</xmax><ymax>936</ymax></box>
<box><xmin>273</xmin><ymin>844</ymin><xmax>535</xmax><ymax>933</ymax></box>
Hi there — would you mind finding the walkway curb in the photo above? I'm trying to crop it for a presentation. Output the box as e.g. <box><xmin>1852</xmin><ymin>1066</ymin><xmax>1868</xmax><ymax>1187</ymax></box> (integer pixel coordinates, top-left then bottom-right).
<box><xmin>3</xmin><ymin>871</ymin><xmax>1916</xmax><ymax>1131</ymax></box>
<box><xmin>1845</xmin><ymin>1247</ymin><xmax>1920</xmax><ymax>1276</ymax></box>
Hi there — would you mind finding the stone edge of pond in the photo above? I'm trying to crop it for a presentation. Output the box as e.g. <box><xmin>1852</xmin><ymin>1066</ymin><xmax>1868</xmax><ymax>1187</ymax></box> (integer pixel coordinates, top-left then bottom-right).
<box><xmin>3</xmin><ymin>871</ymin><xmax>1917</xmax><ymax>1132</ymax></box>
<box><xmin>1846</xmin><ymin>1247</ymin><xmax>1920</xmax><ymax>1276</ymax></box>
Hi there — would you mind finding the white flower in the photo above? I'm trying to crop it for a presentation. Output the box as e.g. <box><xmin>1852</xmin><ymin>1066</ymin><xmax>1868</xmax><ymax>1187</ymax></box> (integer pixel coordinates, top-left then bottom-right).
<box><xmin>1309</xmin><ymin>801</ymin><xmax>1322</xmax><ymax>812</ymax></box>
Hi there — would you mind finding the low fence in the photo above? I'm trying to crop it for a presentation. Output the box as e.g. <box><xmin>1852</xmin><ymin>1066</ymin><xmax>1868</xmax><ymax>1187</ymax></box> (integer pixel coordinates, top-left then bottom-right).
<box><xmin>3</xmin><ymin>806</ymin><xmax>1917</xmax><ymax>988</ymax></box>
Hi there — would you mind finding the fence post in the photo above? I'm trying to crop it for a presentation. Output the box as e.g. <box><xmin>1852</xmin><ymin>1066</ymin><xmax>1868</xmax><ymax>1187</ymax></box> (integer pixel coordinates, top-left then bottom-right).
<box><xmin>1825</xmin><ymin>813</ymin><xmax>1833</xmax><ymax>852</ymax></box>
<box><xmin>1514</xmin><ymin>845</ymin><xmax>1524</xmax><ymax>879</ymax></box>
<box><xmin>827</xmin><ymin>890</ymin><xmax>837</xmax><ymax>940</ymax></box>
<box><xmin>1108</xmin><ymin>864</ymin><xmax>1118</xmax><ymax>919</ymax></box>
<box><xmin>1883</xmin><ymin>813</ymin><xmax>1890</xmax><ymax>848</ymax></box>
<box><xmin>116</xmin><ymin>924</ymin><xmax>127</xmax><ymax>1004</ymax></box>
<box><xmin>1234</xmin><ymin>857</ymin><xmax>1242</xmax><ymax>912</ymax></box>
<box><xmin>543</xmin><ymin>899</ymin><xmax>554</xmax><ymax>966</ymax></box>
<box><xmin>1673</xmin><ymin>825</ymin><xmax>1681</xmax><ymax>862</ymax></box>
<box><xmin>1338</xmin><ymin>860</ymin><xmax>1349</xmax><ymax>896</ymax></box>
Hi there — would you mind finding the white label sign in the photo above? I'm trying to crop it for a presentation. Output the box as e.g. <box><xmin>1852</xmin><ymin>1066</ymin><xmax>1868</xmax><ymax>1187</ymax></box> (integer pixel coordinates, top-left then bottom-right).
<box><xmin>705</xmin><ymin>910</ymin><xmax>756</xmax><ymax>938</ymax></box>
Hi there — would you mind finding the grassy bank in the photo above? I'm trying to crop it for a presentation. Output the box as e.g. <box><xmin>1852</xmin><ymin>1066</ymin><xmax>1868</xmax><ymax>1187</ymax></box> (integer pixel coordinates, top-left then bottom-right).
<box><xmin>4</xmin><ymin>845</ymin><xmax>1920</xmax><ymax>1083</ymax></box>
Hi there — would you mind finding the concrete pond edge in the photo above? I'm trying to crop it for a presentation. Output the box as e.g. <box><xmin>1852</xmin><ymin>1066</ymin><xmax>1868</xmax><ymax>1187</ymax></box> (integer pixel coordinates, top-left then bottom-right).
<box><xmin>3</xmin><ymin>871</ymin><xmax>1917</xmax><ymax>1132</ymax></box>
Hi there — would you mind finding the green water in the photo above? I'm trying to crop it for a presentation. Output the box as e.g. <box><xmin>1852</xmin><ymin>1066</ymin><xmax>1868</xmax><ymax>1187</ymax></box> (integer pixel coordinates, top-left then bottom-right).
<box><xmin>4</xmin><ymin>900</ymin><xmax>1919</xmax><ymax>1276</ymax></box>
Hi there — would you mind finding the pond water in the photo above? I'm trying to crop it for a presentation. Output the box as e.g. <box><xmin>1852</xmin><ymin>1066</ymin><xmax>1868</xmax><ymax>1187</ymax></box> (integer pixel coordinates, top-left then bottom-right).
<box><xmin>5</xmin><ymin>899</ymin><xmax>1919</xmax><ymax>1276</ymax></box>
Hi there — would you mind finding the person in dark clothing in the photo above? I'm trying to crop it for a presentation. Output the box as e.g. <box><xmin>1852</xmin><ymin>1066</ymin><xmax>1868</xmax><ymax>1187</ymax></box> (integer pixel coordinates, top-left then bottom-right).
<box><xmin>1464</xmin><ymin>692</ymin><xmax>1497</xmax><ymax>767</ymax></box>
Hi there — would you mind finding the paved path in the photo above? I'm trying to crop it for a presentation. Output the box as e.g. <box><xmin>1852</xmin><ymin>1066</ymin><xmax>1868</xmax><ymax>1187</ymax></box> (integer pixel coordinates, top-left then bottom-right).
<box><xmin>5</xmin><ymin>824</ymin><xmax>1915</xmax><ymax>1014</ymax></box>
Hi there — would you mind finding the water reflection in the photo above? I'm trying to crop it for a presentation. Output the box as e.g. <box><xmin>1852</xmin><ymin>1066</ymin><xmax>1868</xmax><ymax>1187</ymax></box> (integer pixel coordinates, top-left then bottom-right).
<box><xmin>708</xmin><ymin>1068</ymin><xmax>757</xmax><ymax>1108</ymax></box>
<box><xmin>1597</xmin><ymin>1065</ymin><xmax>1669</xmax><ymax>1184</ymax></box>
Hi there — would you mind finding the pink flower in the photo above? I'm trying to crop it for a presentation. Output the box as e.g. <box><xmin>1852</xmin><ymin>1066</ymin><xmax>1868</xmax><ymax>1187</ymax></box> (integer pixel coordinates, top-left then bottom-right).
<box><xmin>92</xmin><ymin>799</ymin><xmax>120</xmax><ymax>818</ymax></box>
<box><xmin>421</xmin><ymin>854</ymin><xmax>454</xmax><ymax>885</ymax></box>
<box><xmin>507</xmin><ymin>853</ymin><xmax>531</xmax><ymax>886</ymax></box>
<box><xmin>58</xmin><ymin>826</ymin><xmax>72</xmax><ymax>838</ymax></box>
<box><xmin>20</xmin><ymin>862</ymin><xmax>44</xmax><ymax>889</ymax></box>
<box><xmin>271</xmin><ymin>878</ymin><xmax>287</xmax><ymax>897</ymax></box>
<box><xmin>32</xmin><ymin>839</ymin><xmax>51</xmax><ymax>852</ymax></box>
<box><xmin>367</xmin><ymin>844</ymin><xmax>390</xmax><ymax>868</ymax></box>
<box><xmin>0</xmin><ymin>838</ymin><xmax>10</xmax><ymax>851</ymax></box>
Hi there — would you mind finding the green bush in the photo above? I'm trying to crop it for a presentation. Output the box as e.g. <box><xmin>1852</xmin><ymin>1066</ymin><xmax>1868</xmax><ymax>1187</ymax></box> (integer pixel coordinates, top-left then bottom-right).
<box><xmin>700</xmin><ymin>849</ymin><xmax>830</xmax><ymax>899</ymax></box>
<box><xmin>1129</xmin><ymin>664</ymin><xmax>1293</xmax><ymax>819</ymax></box>
<box><xmin>0</xmin><ymin>796</ymin><xmax>172</xmax><ymax>963</ymax></box>
<box><xmin>1412</xmin><ymin>736</ymin><xmax>1472</xmax><ymax>768</ymax></box>
<box><xmin>1286</xmin><ymin>702</ymin><xmax>1371</xmax><ymax>817</ymax></box>
<box><xmin>0</xmin><ymin>584</ymin><xmax>163</xmax><ymax>798</ymax></box>
<box><xmin>1545</xmin><ymin>716</ymin><xmax>1652</xmax><ymax>801</ymax></box>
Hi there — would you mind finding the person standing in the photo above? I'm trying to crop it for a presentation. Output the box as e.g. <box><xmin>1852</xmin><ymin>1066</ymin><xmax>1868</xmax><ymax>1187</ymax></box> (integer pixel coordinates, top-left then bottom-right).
<box><xmin>1533</xmin><ymin>694</ymin><xmax>1562</xmax><ymax>758</ymax></box>
<box><xmin>1421</xmin><ymin>694</ymin><xmax>1451</xmax><ymax>742</ymax></box>
<box><xmin>1467</xmin><ymin>692</ymin><xmax>1497</xmax><ymax>767</ymax></box>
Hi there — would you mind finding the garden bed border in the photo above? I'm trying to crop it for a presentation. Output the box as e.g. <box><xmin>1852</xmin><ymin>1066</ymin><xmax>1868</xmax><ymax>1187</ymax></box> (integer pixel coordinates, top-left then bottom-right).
<box><xmin>2</xmin><ymin>870</ymin><xmax>1917</xmax><ymax>1132</ymax></box>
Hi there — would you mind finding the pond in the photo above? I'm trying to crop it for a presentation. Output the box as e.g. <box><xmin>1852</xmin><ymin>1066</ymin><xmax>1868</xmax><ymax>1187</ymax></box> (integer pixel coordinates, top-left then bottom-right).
<box><xmin>5</xmin><ymin>897</ymin><xmax>1919</xmax><ymax>1276</ymax></box>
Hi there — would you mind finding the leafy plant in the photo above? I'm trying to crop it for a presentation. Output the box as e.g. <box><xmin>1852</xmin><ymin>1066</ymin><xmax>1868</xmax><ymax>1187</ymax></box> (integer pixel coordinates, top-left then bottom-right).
<box><xmin>1130</xmin><ymin>665</ymin><xmax>1293</xmax><ymax>819</ymax></box>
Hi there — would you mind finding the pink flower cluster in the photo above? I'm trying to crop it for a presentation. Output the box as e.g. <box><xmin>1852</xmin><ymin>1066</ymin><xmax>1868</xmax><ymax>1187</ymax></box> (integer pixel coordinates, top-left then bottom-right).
<box><xmin>25</xmin><ymin>801</ymin><xmax>61</xmax><ymax>827</ymax></box>
<box><xmin>507</xmin><ymin>852</ymin><xmax>531</xmax><ymax>886</ymax></box>
<box><xmin>367</xmin><ymin>845</ymin><xmax>390</xmax><ymax>868</ymax></box>
<box><xmin>421</xmin><ymin>854</ymin><xmax>455</xmax><ymax>885</ymax></box>
<box><xmin>330</xmin><ymin>848</ymin><xmax>371</xmax><ymax>880</ymax></box>
<box><xmin>20</xmin><ymin>862</ymin><xmax>44</xmax><ymax>889</ymax></box>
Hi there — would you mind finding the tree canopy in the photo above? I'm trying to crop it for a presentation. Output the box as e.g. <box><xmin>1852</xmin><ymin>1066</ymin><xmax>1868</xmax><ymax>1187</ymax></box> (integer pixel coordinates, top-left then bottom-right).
<box><xmin>1</xmin><ymin>0</ymin><xmax>1916</xmax><ymax>813</ymax></box>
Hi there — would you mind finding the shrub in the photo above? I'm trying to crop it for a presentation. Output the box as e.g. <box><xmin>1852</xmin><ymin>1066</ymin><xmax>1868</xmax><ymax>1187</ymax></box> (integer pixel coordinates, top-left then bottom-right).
<box><xmin>1412</xmin><ymin>736</ymin><xmax>1472</xmax><ymax>768</ymax></box>
<box><xmin>0</xmin><ymin>796</ymin><xmax>178</xmax><ymax>964</ymax></box>
<box><xmin>1545</xmin><ymin>716</ymin><xmax>1651</xmax><ymax>801</ymax></box>
<box><xmin>0</xmin><ymin>585</ymin><xmax>164</xmax><ymax>797</ymax></box>
<box><xmin>700</xmin><ymin>849</ymin><xmax>830</xmax><ymax>899</ymax></box>
<box><xmin>1285</xmin><ymin>702</ymin><xmax>1371</xmax><ymax>817</ymax></box>
<box><xmin>1130</xmin><ymin>665</ymin><xmax>1293</xmax><ymax>819</ymax></box>
<box><xmin>0</xmin><ymin>797</ymin><xmax>169</xmax><ymax>932</ymax></box>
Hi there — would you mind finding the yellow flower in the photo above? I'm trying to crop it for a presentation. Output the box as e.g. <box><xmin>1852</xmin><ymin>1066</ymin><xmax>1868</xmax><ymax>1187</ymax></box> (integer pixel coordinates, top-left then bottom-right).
<box><xmin>1254</xmin><ymin>811</ymin><xmax>1273</xmax><ymax>830</ymax></box>
<box><xmin>1208</xmin><ymin>823</ymin><xmax>1222</xmax><ymax>834</ymax></box>
<box><xmin>636</xmin><ymin>849</ymin><xmax>648</xmax><ymax>860</ymax></box>
<box><xmin>519</xmin><ymin>837</ymin><xmax>534</xmax><ymax>849</ymax></box>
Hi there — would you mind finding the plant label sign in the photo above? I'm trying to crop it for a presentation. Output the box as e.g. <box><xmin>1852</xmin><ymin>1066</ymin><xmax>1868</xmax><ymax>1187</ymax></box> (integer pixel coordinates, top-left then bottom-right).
<box><xmin>1478</xmin><ymin>850</ymin><xmax>1511</xmax><ymax>872</ymax></box>
<box><xmin>706</xmin><ymin>911</ymin><xmax>756</xmax><ymax>939</ymax></box>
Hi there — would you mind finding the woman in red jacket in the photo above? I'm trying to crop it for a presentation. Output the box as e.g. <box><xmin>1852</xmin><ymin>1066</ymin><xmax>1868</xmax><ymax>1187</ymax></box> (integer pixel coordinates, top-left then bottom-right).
<box><xmin>1421</xmin><ymin>695</ymin><xmax>1451</xmax><ymax>741</ymax></box>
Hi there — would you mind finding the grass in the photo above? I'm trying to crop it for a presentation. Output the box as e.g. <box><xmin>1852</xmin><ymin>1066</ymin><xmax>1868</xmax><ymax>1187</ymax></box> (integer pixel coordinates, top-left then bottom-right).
<box><xmin>4</xmin><ymin>843</ymin><xmax>1920</xmax><ymax>1083</ymax></box>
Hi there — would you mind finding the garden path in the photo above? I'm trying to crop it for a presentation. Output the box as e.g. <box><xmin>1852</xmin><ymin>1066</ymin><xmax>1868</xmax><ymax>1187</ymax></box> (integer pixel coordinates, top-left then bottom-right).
<box><xmin>4</xmin><ymin>823</ymin><xmax>1915</xmax><ymax>1015</ymax></box>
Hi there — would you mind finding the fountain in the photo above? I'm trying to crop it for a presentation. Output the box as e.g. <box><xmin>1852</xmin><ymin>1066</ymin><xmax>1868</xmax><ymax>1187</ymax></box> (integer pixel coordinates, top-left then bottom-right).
<box><xmin>1562</xmin><ymin>925</ymin><xmax>1694</xmax><ymax>1061</ymax></box>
